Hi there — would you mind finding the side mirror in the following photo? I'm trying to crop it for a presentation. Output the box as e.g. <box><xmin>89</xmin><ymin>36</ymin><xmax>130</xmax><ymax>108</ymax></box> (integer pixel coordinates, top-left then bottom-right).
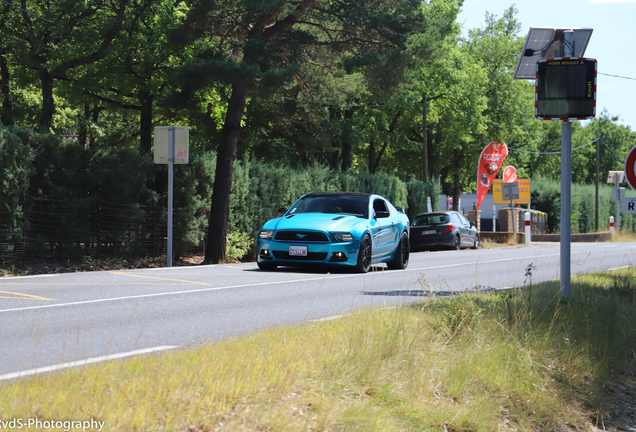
<box><xmin>278</xmin><ymin>207</ymin><xmax>288</xmax><ymax>214</ymax></box>
<box><xmin>395</xmin><ymin>206</ymin><xmax>405</xmax><ymax>213</ymax></box>
<box><xmin>470</xmin><ymin>221</ymin><xmax>475</xmax><ymax>228</ymax></box>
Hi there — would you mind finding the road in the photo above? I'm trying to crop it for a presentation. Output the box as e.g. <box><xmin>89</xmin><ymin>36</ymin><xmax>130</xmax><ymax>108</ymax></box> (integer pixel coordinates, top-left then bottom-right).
<box><xmin>1</xmin><ymin>241</ymin><xmax>635</xmax><ymax>380</ymax></box>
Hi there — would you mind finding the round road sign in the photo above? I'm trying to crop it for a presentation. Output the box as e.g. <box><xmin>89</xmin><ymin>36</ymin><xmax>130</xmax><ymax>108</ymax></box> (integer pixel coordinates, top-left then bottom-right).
<box><xmin>625</xmin><ymin>145</ymin><xmax>636</xmax><ymax>192</ymax></box>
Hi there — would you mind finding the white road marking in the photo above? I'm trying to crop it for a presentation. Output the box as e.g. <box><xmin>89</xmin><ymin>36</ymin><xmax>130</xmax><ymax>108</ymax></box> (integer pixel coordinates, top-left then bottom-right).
<box><xmin>0</xmin><ymin>345</ymin><xmax>179</xmax><ymax>382</ymax></box>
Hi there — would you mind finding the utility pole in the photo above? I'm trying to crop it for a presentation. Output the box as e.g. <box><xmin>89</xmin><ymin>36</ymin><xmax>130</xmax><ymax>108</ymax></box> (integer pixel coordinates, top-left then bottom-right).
<box><xmin>422</xmin><ymin>93</ymin><xmax>428</xmax><ymax>182</ymax></box>
<box><xmin>595</xmin><ymin>133</ymin><xmax>600</xmax><ymax>231</ymax></box>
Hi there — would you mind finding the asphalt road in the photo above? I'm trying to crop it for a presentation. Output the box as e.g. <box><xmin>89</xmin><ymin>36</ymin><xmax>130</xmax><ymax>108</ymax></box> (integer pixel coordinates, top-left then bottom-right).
<box><xmin>1</xmin><ymin>241</ymin><xmax>635</xmax><ymax>380</ymax></box>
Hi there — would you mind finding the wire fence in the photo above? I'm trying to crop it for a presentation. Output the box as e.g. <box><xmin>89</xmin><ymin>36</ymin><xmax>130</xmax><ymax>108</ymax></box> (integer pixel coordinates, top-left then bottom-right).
<box><xmin>0</xmin><ymin>196</ymin><xmax>205</xmax><ymax>265</ymax></box>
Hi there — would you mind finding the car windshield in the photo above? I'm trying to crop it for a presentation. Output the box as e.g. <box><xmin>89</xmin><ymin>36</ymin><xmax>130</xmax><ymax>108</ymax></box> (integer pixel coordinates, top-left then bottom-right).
<box><xmin>288</xmin><ymin>195</ymin><xmax>369</xmax><ymax>218</ymax></box>
<box><xmin>413</xmin><ymin>214</ymin><xmax>449</xmax><ymax>226</ymax></box>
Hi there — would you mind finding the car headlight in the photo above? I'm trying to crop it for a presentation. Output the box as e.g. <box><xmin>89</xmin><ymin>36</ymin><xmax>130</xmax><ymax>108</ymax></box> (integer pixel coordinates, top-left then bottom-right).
<box><xmin>333</xmin><ymin>233</ymin><xmax>353</xmax><ymax>242</ymax></box>
<box><xmin>259</xmin><ymin>230</ymin><xmax>274</xmax><ymax>239</ymax></box>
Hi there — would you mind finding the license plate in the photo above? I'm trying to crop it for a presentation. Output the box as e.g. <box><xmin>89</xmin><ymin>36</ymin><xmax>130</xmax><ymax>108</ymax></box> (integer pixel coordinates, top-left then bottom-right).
<box><xmin>289</xmin><ymin>245</ymin><xmax>308</xmax><ymax>256</ymax></box>
<box><xmin>421</xmin><ymin>230</ymin><xmax>436</xmax><ymax>235</ymax></box>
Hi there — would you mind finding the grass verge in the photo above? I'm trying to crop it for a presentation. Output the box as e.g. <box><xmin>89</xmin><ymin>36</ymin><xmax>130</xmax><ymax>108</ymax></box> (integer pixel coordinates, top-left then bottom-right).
<box><xmin>2</xmin><ymin>269</ymin><xmax>635</xmax><ymax>431</ymax></box>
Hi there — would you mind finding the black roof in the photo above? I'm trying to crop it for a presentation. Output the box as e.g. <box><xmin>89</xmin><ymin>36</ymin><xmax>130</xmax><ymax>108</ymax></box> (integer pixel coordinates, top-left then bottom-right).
<box><xmin>302</xmin><ymin>192</ymin><xmax>371</xmax><ymax>199</ymax></box>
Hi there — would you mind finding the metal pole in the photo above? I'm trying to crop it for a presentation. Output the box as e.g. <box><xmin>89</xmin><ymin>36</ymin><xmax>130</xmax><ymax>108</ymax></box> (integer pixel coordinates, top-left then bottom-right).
<box><xmin>510</xmin><ymin>198</ymin><xmax>516</xmax><ymax>244</ymax></box>
<box><xmin>168</xmin><ymin>126</ymin><xmax>174</xmax><ymax>267</ymax></box>
<box><xmin>595</xmin><ymin>133</ymin><xmax>599</xmax><ymax>231</ymax></box>
<box><xmin>560</xmin><ymin>120</ymin><xmax>572</xmax><ymax>298</ymax></box>
<box><xmin>616</xmin><ymin>186</ymin><xmax>620</xmax><ymax>236</ymax></box>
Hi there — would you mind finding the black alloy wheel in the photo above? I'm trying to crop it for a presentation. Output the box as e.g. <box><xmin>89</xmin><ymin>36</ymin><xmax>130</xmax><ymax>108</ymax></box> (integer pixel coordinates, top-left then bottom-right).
<box><xmin>454</xmin><ymin>235</ymin><xmax>461</xmax><ymax>251</ymax></box>
<box><xmin>387</xmin><ymin>231</ymin><xmax>409</xmax><ymax>270</ymax></box>
<box><xmin>356</xmin><ymin>234</ymin><xmax>372</xmax><ymax>273</ymax></box>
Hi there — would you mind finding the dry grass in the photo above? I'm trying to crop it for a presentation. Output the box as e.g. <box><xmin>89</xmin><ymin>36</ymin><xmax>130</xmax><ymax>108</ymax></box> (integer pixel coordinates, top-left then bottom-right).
<box><xmin>1</xmin><ymin>269</ymin><xmax>635</xmax><ymax>431</ymax></box>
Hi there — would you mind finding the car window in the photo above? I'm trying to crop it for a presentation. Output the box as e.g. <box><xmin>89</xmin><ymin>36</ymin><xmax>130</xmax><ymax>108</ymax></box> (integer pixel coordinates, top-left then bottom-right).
<box><xmin>450</xmin><ymin>214</ymin><xmax>462</xmax><ymax>225</ymax></box>
<box><xmin>413</xmin><ymin>214</ymin><xmax>449</xmax><ymax>225</ymax></box>
<box><xmin>373</xmin><ymin>199</ymin><xmax>388</xmax><ymax>213</ymax></box>
<box><xmin>459</xmin><ymin>214</ymin><xmax>470</xmax><ymax>227</ymax></box>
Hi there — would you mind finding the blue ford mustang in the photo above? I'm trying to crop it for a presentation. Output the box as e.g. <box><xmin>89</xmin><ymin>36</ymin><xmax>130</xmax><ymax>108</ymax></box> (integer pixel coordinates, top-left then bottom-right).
<box><xmin>256</xmin><ymin>192</ymin><xmax>410</xmax><ymax>272</ymax></box>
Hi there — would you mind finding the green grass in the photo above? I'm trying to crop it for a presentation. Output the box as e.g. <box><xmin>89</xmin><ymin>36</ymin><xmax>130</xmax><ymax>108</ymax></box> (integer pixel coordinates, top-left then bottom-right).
<box><xmin>2</xmin><ymin>269</ymin><xmax>636</xmax><ymax>431</ymax></box>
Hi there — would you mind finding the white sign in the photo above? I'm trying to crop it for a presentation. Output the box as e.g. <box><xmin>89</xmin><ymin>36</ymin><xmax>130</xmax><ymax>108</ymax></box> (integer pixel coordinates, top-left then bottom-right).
<box><xmin>622</xmin><ymin>197</ymin><xmax>636</xmax><ymax>214</ymax></box>
<box><xmin>612</xmin><ymin>187</ymin><xmax>625</xmax><ymax>202</ymax></box>
<box><xmin>607</xmin><ymin>170</ymin><xmax>624</xmax><ymax>184</ymax></box>
<box><xmin>154</xmin><ymin>126</ymin><xmax>189</xmax><ymax>164</ymax></box>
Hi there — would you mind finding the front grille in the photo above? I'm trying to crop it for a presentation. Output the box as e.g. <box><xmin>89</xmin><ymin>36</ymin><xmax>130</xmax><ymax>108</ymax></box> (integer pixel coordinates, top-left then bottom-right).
<box><xmin>272</xmin><ymin>251</ymin><xmax>328</xmax><ymax>261</ymax></box>
<box><xmin>274</xmin><ymin>231</ymin><xmax>329</xmax><ymax>242</ymax></box>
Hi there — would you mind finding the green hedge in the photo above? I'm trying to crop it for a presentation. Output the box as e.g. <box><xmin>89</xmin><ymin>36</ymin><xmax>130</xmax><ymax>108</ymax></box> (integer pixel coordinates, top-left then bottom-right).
<box><xmin>0</xmin><ymin>125</ymin><xmax>441</xmax><ymax>261</ymax></box>
<box><xmin>531</xmin><ymin>177</ymin><xmax>636</xmax><ymax>233</ymax></box>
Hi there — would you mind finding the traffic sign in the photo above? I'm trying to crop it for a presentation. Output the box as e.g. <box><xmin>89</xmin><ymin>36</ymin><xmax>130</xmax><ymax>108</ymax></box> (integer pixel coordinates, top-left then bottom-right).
<box><xmin>625</xmin><ymin>145</ymin><xmax>636</xmax><ymax>192</ymax></box>
<box><xmin>154</xmin><ymin>126</ymin><xmax>189</xmax><ymax>164</ymax></box>
<box><xmin>623</xmin><ymin>197</ymin><xmax>636</xmax><ymax>214</ymax></box>
<box><xmin>502</xmin><ymin>182</ymin><xmax>520</xmax><ymax>201</ymax></box>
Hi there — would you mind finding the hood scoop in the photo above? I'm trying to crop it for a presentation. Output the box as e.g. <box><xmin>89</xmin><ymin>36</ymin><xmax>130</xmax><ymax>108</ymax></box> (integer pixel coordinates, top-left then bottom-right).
<box><xmin>331</xmin><ymin>216</ymin><xmax>345</xmax><ymax>220</ymax></box>
<box><xmin>285</xmin><ymin>215</ymin><xmax>295</xmax><ymax>219</ymax></box>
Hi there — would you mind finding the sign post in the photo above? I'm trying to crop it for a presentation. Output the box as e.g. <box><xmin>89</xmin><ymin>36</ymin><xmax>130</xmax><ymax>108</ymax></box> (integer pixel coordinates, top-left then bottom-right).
<box><xmin>154</xmin><ymin>126</ymin><xmax>189</xmax><ymax>267</ymax></box>
<box><xmin>502</xmin><ymin>182</ymin><xmax>520</xmax><ymax>243</ymax></box>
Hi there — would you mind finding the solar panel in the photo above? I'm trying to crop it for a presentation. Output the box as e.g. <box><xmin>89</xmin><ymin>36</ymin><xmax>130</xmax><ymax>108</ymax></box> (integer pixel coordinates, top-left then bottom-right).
<box><xmin>514</xmin><ymin>27</ymin><xmax>593</xmax><ymax>80</ymax></box>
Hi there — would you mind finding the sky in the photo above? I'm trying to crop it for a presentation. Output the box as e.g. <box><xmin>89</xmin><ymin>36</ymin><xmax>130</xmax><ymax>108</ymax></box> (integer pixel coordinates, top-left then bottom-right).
<box><xmin>456</xmin><ymin>0</ymin><xmax>636</xmax><ymax>131</ymax></box>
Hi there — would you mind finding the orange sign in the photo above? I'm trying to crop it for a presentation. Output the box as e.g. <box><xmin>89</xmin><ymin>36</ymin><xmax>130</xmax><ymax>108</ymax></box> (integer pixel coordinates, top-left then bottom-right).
<box><xmin>493</xmin><ymin>179</ymin><xmax>531</xmax><ymax>204</ymax></box>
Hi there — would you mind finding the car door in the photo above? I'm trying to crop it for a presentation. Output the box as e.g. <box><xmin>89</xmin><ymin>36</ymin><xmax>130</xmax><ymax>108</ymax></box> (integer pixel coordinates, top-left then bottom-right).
<box><xmin>457</xmin><ymin>213</ymin><xmax>475</xmax><ymax>247</ymax></box>
<box><xmin>370</xmin><ymin>198</ymin><xmax>397</xmax><ymax>258</ymax></box>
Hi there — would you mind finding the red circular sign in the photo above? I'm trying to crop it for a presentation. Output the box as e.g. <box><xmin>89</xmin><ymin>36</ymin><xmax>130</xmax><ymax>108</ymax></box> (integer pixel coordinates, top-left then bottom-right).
<box><xmin>625</xmin><ymin>145</ymin><xmax>636</xmax><ymax>192</ymax></box>
<box><xmin>503</xmin><ymin>166</ymin><xmax>518</xmax><ymax>183</ymax></box>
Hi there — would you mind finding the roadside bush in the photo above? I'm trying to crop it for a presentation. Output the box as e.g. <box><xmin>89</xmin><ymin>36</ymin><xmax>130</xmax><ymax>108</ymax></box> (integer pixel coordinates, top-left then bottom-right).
<box><xmin>531</xmin><ymin>177</ymin><xmax>636</xmax><ymax>233</ymax></box>
<box><xmin>0</xmin><ymin>127</ymin><xmax>32</xmax><ymax>245</ymax></box>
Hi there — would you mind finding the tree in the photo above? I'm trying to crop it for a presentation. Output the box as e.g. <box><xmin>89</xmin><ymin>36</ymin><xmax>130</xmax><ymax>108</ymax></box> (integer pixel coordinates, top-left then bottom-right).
<box><xmin>62</xmin><ymin>0</ymin><xmax>200</xmax><ymax>152</ymax></box>
<box><xmin>170</xmin><ymin>0</ymin><xmax>461</xmax><ymax>263</ymax></box>
<box><xmin>0</xmin><ymin>0</ymin><xmax>127</xmax><ymax>133</ymax></box>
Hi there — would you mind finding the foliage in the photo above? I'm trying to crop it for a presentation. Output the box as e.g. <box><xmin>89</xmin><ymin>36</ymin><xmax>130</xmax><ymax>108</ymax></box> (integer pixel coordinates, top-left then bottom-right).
<box><xmin>531</xmin><ymin>177</ymin><xmax>636</xmax><ymax>233</ymax></box>
<box><xmin>0</xmin><ymin>127</ymin><xmax>32</xmax><ymax>244</ymax></box>
<box><xmin>226</xmin><ymin>231</ymin><xmax>254</xmax><ymax>262</ymax></box>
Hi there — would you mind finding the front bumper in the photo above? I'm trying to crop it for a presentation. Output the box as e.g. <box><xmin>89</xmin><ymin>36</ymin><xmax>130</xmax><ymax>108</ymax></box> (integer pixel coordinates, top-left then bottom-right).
<box><xmin>257</xmin><ymin>238</ymin><xmax>361</xmax><ymax>267</ymax></box>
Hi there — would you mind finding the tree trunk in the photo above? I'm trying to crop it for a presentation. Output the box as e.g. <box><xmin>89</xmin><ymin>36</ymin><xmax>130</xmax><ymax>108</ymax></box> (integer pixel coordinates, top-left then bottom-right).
<box><xmin>453</xmin><ymin>171</ymin><xmax>461</xmax><ymax>212</ymax></box>
<box><xmin>204</xmin><ymin>82</ymin><xmax>247</xmax><ymax>264</ymax></box>
<box><xmin>0</xmin><ymin>55</ymin><xmax>13</xmax><ymax>125</ymax></box>
<box><xmin>78</xmin><ymin>104</ymin><xmax>90</xmax><ymax>147</ymax></box>
<box><xmin>368</xmin><ymin>138</ymin><xmax>376</xmax><ymax>174</ymax></box>
<box><xmin>341</xmin><ymin>109</ymin><xmax>354</xmax><ymax>171</ymax></box>
<box><xmin>38</xmin><ymin>70</ymin><xmax>55</xmax><ymax>133</ymax></box>
<box><xmin>139</xmin><ymin>91</ymin><xmax>153</xmax><ymax>153</ymax></box>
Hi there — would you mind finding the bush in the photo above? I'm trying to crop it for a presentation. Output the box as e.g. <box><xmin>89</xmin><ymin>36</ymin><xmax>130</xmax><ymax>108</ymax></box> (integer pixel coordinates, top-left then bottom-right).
<box><xmin>0</xmin><ymin>127</ymin><xmax>32</xmax><ymax>245</ymax></box>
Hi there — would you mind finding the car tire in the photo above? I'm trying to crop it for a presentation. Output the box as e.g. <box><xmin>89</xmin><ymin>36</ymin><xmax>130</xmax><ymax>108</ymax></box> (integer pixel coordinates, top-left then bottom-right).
<box><xmin>454</xmin><ymin>235</ymin><xmax>461</xmax><ymax>251</ymax></box>
<box><xmin>472</xmin><ymin>235</ymin><xmax>480</xmax><ymax>250</ymax></box>
<box><xmin>257</xmin><ymin>261</ymin><xmax>278</xmax><ymax>271</ymax></box>
<box><xmin>387</xmin><ymin>231</ymin><xmax>409</xmax><ymax>270</ymax></box>
<box><xmin>355</xmin><ymin>234</ymin><xmax>372</xmax><ymax>273</ymax></box>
